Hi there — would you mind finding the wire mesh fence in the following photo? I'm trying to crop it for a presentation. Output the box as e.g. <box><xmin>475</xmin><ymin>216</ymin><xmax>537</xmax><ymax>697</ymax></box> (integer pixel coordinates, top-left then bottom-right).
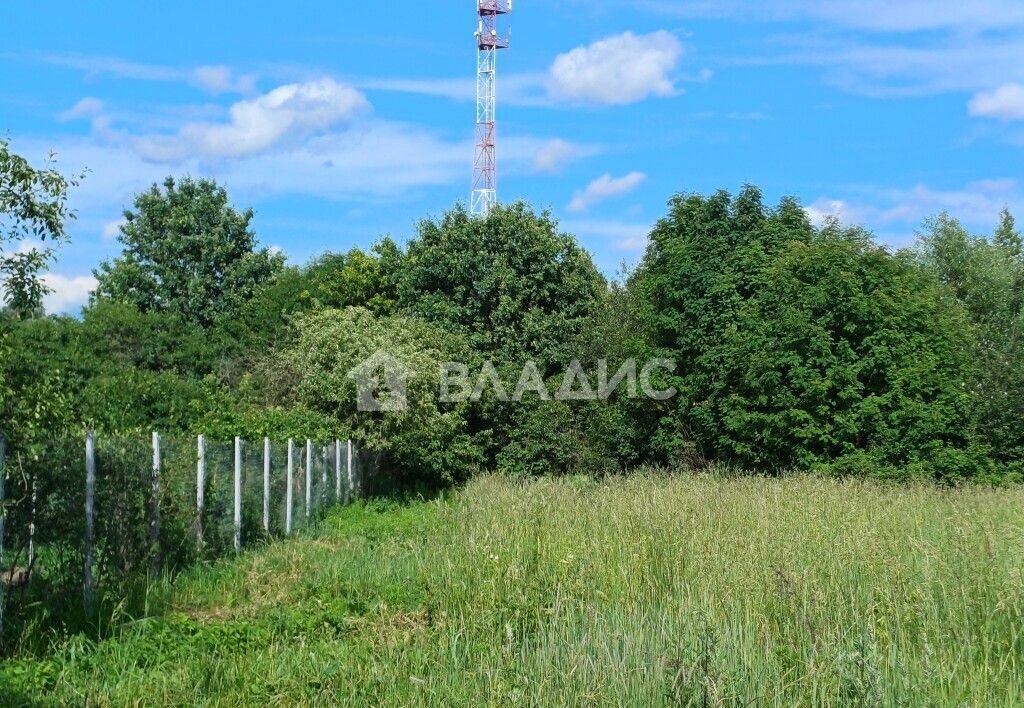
<box><xmin>0</xmin><ymin>432</ymin><xmax>365</xmax><ymax>653</ymax></box>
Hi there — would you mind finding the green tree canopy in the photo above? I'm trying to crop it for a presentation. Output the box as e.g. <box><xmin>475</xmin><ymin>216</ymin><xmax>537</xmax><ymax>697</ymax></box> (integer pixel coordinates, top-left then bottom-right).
<box><xmin>394</xmin><ymin>202</ymin><xmax>605</xmax><ymax>372</ymax></box>
<box><xmin>93</xmin><ymin>176</ymin><xmax>284</xmax><ymax>327</ymax></box>
<box><xmin>632</xmin><ymin>187</ymin><xmax>987</xmax><ymax>479</ymax></box>
<box><xmin>916</xmin><ymin>213</ymin><xmax>1024</xmax><ymax>469</ymax></box>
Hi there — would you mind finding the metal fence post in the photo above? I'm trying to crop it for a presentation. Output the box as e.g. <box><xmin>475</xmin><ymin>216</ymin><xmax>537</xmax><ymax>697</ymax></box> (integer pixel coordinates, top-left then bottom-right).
<box><xmin>233</xmin><ymin>437</ymin><xmax>242</xmax><ymax>552</ymax></box>
<box><xmin>150</xmin><ymin>431</ymin><xmax>162</xmax><ymax>576</ymax></box>
<box><xmin>28</xmin><ymin>475</ymin><xmax>37</xmax><ymax>571</ymax></box>
<box><xmin>334</xmin><ymin>440</ymin><xmax>342</xmax><ymax>503</ymax></box>
<box><xmin>321</xmin><ymin>444</ymin><xmax>329</xmax><ymax>510</ymax></box>
<box><xmin>305</xmin><ymin>439</ymin><xmax>312</xmax><ymax>519</ymax></box>
<box><xmin>84</xmin><ymin>431</ymin><xmax>96</xmax><ymax>616</ymax></box>
<box><xmin>196</xmin><ymin>435</ymin><xmax>206</xmax><ymax>549</ymax></box>
<box><xmin>263</xmin><ymin>437</ymin><xmax>271</xmax><ymax>533</ymax></box>
<box><xmin>286</xmin><ymin>439</ymin><xmax>294</xmax><ymax>535</ymax></box>
<box><xmin>347</xmin><ymin>439</ymin><xmax>354</xmax><ymax>502</ymax></box>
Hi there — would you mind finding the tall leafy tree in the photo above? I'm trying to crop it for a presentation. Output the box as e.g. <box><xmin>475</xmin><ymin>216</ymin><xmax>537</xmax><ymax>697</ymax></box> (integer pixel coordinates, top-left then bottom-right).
<box><xmin>394</xmin><ymin>202</ymin><xmax>605</xmax><ymax>372</ymax></box>
<box><xmin>916</xmin><ymin>213</ymin><xmax>1024</xmax><ymax>469</ymax></box>
<box><xmin>632</xmin><ymin>188</ymin><xmax>988</xmax><ymax>479</ymax></box>
<box><xmin>1</xmin><ymin>141</ymin><xmax>81</xmax><ymax>448</ymax></box>
<box><xmin>93</xmin><ymin>177</ymin><xmax>284</xmax><ymax>327</ymax></box>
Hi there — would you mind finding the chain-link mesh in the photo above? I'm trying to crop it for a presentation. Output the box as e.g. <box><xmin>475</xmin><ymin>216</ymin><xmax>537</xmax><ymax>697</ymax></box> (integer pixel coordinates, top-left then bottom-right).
<box><xmin>0</xmin><ymin>433</ymin><xmax>365</xmax><ymax>653</ymax></box>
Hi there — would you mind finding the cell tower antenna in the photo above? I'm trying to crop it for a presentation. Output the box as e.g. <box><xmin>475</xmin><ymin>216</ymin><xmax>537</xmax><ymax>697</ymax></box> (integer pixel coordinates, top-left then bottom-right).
<box><xmin>472</xmin><ymin>0</ymin><xmax>511</xmax><ymax>217</ymax></box>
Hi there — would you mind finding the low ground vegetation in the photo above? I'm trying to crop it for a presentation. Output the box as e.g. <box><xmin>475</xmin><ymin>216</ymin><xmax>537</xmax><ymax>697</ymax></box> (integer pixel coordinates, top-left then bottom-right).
<box><xmin>3</xmin><ymin>474</ymin><xmax>1022</xmax><ymax>706</ymax></box>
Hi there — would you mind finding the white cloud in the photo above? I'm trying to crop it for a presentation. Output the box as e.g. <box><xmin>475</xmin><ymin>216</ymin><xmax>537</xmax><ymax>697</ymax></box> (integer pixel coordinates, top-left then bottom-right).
<box><xmin>192</xmin><ymin>65</ymin><xmax>257</xmax><ymax>95</ymax></box>
<box><xmin>531</xmin><ymin>139</ymin><xmax>598</xmax><ymax>174</ymax></box>
<box><xmin>638</xmin><ymin>0</ymin><xmax>1024</xmax><ymax>32</ymax></box>
<box><xmin>102</xmin><ymin>219</ymin><xmax>125</xmax><ymax>241</ymax></box>
<box><xmin>807</xmin><ymin>179</ymin><xmax>1023</xmax><ymax>239</ymax></box>
<box><xmin>569</xmin><ymin>172</ymin><xmax>647</xmax><ymax>212</ymax></box>
<box><xmin>804</xmin><ymin>199</ymin><xmax>869</xmax><ymax>227</ymax></box>
<box><xmin>57</xmin><ymin>97</ymin><xmax>106</xmax><ymax>122</ymax></box>
<box><xmin>562</xmin><ymin>219</ymin><xmax>653</xmax><ymax>251</ymax></box>
<box><xmin>548</xmin><ymin>31</ymin><xmax>683</xmax><ymax>105</ymax></box>
<box><xmin>41</xmin><ymin>273</ymin><xmax>97</xmax><ymax>315</ymax></box>
<box><xmin>969</xmin><ymin>84</ymin><xmax>1024</xmax><ymax>121</ymax></box>
<box><xmin>132</xmin><ymin>78</ymin><xmax>370</xmax><ymax>161</ymax></box>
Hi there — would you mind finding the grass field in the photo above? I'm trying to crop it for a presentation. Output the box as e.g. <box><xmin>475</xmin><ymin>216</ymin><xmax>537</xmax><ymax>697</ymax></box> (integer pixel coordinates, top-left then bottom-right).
<box><xmin>3</xmin><ymin>473</ymin><xmax>1023</xmax><ymax>706</ymax></box>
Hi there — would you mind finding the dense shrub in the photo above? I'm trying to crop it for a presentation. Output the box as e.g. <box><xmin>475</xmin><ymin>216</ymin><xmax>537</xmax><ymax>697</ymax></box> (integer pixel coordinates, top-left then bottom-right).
<box><xmin>631</xmin><ymin>187</ymin><xmax>995</xmax><ymax>480</ymax></box>
<box><xmin>275</xmin><ymin>307</ymin><xmax>483</xmax><ymax>489</ymax></box>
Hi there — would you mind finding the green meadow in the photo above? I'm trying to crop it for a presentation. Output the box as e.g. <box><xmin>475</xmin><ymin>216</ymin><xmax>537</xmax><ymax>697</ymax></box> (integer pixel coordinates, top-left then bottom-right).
<box><xmin>4</xmin><ymin>473</ymin><xmax>1022</xmax><ymax>707</ymax></box>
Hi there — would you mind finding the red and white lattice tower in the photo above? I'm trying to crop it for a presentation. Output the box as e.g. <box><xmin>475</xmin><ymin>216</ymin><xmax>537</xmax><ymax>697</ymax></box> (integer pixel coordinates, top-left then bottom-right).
<box><xmin>472</xmin><ymin>0</ymin><xmax>511</xmax><ymax>217</ymax></box>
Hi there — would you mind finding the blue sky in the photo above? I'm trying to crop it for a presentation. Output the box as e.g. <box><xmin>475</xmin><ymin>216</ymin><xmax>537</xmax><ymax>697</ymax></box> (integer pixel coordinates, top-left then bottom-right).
<box><xmin>3</xmin><ymin>1</ymin><xmax>1024</xmax><ymax>313</ymax></box>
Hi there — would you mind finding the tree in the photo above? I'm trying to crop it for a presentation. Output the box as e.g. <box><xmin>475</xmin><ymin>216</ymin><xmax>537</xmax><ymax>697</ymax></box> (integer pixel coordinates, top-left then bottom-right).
<box><xmin>385</xmin><ymin>202</ymin><xmax>606</xmax><ymax>473</ymax></box>
<box><xmin>225</xmin><ymin>245</ymin><xmax>398</xmax><ymax>355</ymax></box>
<box><xmin>995</xmin><ymin>208</ymin><xmax>1023</xmax><ymax>259</ymax></box>
<box><xmin>631</xmin><ymin>188</ymin><xmax>990</xmax><ymax>479</ymax></box>
<box><xmin>1</xmin><ymin>140</ymin><xmax>80</xmax><ymax>317</ymax></box>
<box><xmin>93</xmin><ymin>176</ymin><xmax>284</xmax><ymax>327</ymax></box>
<box><xmin>916</xmin><ymin>213</ymin><xmax>1024</xmax><ymax>470</ymax></box>
<box><xmin>394</xmin><ymin>202</ymin><xmax>605</xmax><ymax>373</ymax></box>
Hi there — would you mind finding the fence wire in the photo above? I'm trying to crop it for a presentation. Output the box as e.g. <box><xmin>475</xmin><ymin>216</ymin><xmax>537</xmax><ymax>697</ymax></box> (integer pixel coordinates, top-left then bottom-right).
<box><xmin>0</xmin><ymin>433</ymin><xmax>365</xmax><ymax>653</ymax></box>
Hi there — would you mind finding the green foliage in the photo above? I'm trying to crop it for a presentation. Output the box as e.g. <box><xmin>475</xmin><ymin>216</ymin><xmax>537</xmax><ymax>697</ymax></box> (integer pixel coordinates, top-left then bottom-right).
<box><xmin>388</xmin><ymin>202</ymin><xmax>607</xmax><ymax>473</ymax></box>
<box><xmin>0</xmin><ymin>140</ymin><xmax>80</xmax><ymax>317</ymax></box>
<box><xmin>394</xmin><ymin>202</ymin><xmax>605</xmax><ymax>371</ymax></box>
<box><xmin>916</xmin><ymin>213</ymin><xmax>1024</xmax><ymax>467</ymax></box>
<box><xmin>277</xmin><ymin>307</ymin><xmax>482</xmax><ymax>488</ymax></box>
<box><xmin>632</xmin><ymin>187</ymin><xmax>991</xmax><ymax>479</ymax></box>
<box><xmin>0</xmin><ymin>315</ymin><xmax>89</xmax><ymax>446</ymax></box>
<box><xmin>225</xmin><ymin>245</ymin><xmax>397</xmax><ymax>355</ymax></box>
<box><xmin>93</xmin><ymin>176</ymin><xmax>284</xmax><ymax>328</ymax></box>
<box><xmin>81</xmin><ymin>301</ymin><xmax>225</xmax><ymax>377</ymax></box>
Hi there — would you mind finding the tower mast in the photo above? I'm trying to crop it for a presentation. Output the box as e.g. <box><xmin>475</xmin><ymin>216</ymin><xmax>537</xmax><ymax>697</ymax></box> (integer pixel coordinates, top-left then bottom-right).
<box><xmin>472</xmin><ymin>0</ymin><xmax>511</xmax><ymax>217</ymax></box>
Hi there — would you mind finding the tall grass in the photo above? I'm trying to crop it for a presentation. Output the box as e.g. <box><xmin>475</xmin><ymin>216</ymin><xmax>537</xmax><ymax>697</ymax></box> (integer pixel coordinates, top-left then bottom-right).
<box><xmin>4</xmin><ymin>473</ymin><xmax>1023</xmax><ymax>706</ymax></box>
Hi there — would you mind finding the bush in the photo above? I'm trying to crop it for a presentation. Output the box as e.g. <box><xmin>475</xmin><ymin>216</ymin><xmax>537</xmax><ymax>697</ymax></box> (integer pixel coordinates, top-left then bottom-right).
<box><xmin>632</xmin><ymin>187</ymin><xmax>992</xmax><ymax>479</ymax></box>
<box><xmin>275</xmin><ymin>307</ymin><xmax>483</xmax><ymax>490</ymax></box>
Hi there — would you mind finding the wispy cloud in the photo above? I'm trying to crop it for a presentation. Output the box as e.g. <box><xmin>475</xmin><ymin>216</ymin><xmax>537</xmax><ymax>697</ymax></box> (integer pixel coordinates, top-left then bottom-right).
<box><xmin>41</xmin><ymin>53</ymin><xmax>258</xmax><ymax>95</ymax></box>
<box><xmin>969</xmin><ymin>84</ymin><xmax>1024</xmax><ymax>121</ymax></box>
<box><xmin>57</xmin><ymin>97</ymin><xmax>106</xmax><ymax>122</ymax></box>
<box><xmin>807</xmin><ymin>179</ymin><xmax>1024</xmax><ymax>234</ymax></box>
<box><xmin>569</xmin><ymin>172</ymin><xmax>647</xmax><ymax>212</ymax></box>
<box><xmin>611</xmin><ymin>1</ymin><xmax>1024</xmax><ymax>101</ymax></box>
<box><xmin>629</xmin><ymin>0</ymin><xmax>1024</xmax><ymax>33</ymax></box>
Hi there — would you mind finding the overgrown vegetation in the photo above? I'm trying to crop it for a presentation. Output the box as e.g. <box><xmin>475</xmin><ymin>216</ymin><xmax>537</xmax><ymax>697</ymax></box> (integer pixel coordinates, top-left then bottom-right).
<box><xmin>3</xmin><ymin>474</ymin><xmax>1022</xmax><ymax>706</ymax></box>
<box><xmin>3</xmin><ymin>144</ymin><xmax>1024</xmax><ymax>670</ymax></box>
<box><xmin>4</xmin><ymin>154</ymin><xmax>1023</xmax><ymax>484</ymax></box>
